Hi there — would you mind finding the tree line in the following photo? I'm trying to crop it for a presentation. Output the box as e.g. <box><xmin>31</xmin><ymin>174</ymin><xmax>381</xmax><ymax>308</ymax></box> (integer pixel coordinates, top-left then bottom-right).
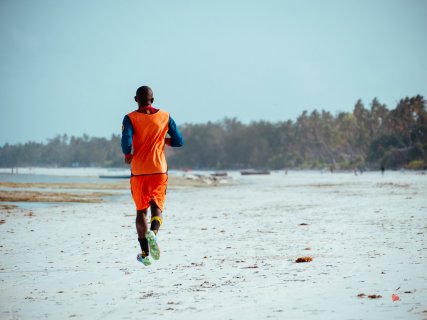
<box><xmin>1</xmin><ymin>95</ymin><xmax>426</xmax><ymax>170</ymax></box>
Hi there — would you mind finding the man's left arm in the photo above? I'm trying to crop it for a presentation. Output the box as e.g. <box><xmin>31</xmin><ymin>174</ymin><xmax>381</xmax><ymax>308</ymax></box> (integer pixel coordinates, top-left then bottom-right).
<box><xmin>165</xmin><ymin>116</ymin><xmax>184</xmax><ymax>147</ymax></box>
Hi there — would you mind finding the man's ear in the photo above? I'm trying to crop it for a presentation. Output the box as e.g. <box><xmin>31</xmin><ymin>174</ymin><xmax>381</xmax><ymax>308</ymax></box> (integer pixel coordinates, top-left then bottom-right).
<box><xmin>151</xmin><ymin>98</ymin><xmax>154</xmax><ymax>103</ymax></box>
<box><xmin>134</xmin><ymin>96</ymin><xmax>138</xmax><ymax>102</ymax></box>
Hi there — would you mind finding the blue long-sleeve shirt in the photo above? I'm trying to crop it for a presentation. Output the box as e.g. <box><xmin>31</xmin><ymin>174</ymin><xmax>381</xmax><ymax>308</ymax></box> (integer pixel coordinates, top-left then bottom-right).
<box><xmin>121</xmin><ymin>114</ymin><xmax>184</xmax><ymax>154</ymax></box>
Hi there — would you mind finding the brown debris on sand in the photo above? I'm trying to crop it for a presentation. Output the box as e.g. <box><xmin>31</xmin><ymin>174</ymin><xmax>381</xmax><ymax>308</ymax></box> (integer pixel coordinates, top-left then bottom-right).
<box><xmin>0</xmin><ymin>190</ymin><xmax>111</xmax><ymax>203</ymax></box>
<box><xmin>376</xmin><ymin>182</ymin><xmax>410</xmax><ymax>189</ymax></box>
<box><xmin>309</xmin><ymin>183</ymin><xmax>341</xmax><ymax>188</ymax></box>
<box><xmin>0</xmin><ymin>175</ymin><xmax>226</xmax><ymax>206</ymax></box>
<box><xmin>0</xmin><ymin>175</ymin><xmax>224</xmax><ymax>191</ymax></box>
<box><xmin>0</xmin><ymin>204</ymin><xmax>18</xmax><ymax>211</ymax></box>
<box><xmin>178</xmin><ymin>174</ymin><xmax>232</xmax><ymax>187</ymax></box>
<box><xmin>295</xmin><ymin>256</ymin><xmax>313</xmax><ymax>263</ymax></box>
<box><xmin>357</xmin><ymin>293</ymin><xmax>382</xmax><ymax>299</ymax></box>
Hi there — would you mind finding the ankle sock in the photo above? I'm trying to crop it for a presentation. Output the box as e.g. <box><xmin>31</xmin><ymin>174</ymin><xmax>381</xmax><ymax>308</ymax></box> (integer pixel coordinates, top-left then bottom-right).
<box><xmin>138</xmin><ymin>238</ymin><xmax>149</xmax><ymax>257</ymax></box>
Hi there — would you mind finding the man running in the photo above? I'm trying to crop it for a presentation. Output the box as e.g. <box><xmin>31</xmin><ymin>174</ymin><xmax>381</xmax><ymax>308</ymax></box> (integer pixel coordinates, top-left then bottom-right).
<box><xmin>121</xmin><ymin>86</ymin><xmax>184</xmax><ymax>266</ymax></box>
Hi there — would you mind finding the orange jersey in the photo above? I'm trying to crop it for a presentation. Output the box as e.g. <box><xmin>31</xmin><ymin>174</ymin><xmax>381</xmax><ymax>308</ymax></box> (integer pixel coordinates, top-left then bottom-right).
<box><xmin>127</xmin><ymin>110</ymin><xmax>170</xmax><ymax>175</ymax></box>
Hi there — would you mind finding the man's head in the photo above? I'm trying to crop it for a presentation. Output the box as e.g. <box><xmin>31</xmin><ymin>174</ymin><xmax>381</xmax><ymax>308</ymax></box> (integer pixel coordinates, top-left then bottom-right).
<box><xmin>135</xmin><ymin>86</ymin><xmax>154</xmax><ymax>106</ymax></box>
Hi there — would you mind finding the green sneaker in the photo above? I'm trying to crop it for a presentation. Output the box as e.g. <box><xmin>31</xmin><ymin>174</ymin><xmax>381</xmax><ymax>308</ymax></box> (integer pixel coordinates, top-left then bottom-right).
<box><xmin>137</xmin><ymin>253</ymin><xmax>153</xmax><ymax>266</ymax></box>
<box><xmin>145</xmin><ymin>231</ymin><xmax>160</xmax><ymax>260</ymax></box>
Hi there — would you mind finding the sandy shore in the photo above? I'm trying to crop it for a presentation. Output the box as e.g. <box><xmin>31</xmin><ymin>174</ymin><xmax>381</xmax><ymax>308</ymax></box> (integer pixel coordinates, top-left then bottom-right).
<box><xmin>0</xmin><ymin>190</ymin><xmax>112</xmax><ymax>203</ymax></box>
<box><xmin>0</xmin><ymin>175</ymin><xmax>218</xmax><ymax>191</ymax></box>
<box><xmin>0</xmin><ymin>175</ymin><xmax>224</xmax><ymax>204</ymax></box>
<box><xmin>0</xmin><ymin>171</ymin><xmax>426</xmax><ymax>319</ymax></box>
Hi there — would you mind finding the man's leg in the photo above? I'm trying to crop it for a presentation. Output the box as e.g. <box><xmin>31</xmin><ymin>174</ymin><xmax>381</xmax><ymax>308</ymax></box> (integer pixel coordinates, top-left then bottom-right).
<box><xmin>136</xmin><ymin>209</ymin><xmax>149</xmax><ymax>257</ymax></box>
<box><xmin>150</xmin><ymin>201</ymin><xmax>163</xmax><ymax>234</ymax></box>
<box><xmin>146</xmin><ymin>201</ymin><xmax>162</xmax><ymax>260</ymax></box>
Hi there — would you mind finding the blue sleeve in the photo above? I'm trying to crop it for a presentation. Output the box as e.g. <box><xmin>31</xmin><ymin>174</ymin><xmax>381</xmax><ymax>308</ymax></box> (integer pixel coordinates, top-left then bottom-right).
<box><xmin>121</xmin><ymin>115</ymin><xmax>133</xmax><ymax>154</ymax></box>
<box><xmin>168</xmin><ymin>116</ymin><xmax>184</xmax><ymax>147</ymax></box>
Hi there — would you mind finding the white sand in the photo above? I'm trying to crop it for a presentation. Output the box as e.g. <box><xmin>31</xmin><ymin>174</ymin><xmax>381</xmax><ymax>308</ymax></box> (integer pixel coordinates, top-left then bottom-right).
<box><xmin>1</xmin><ymin>171</ymin><xmax>426</xmax><ymax>319</ymax></box>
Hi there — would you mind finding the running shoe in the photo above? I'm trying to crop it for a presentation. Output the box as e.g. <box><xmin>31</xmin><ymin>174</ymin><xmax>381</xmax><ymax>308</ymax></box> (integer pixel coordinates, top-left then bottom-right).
<box><xmin>137</xmin><ymin>253</ymin><xmax>153</xmax><ymax>266</ymax></box>
<box><xmin>145</xmin><ymin>230</ymin><xmax>160</xmax><ymax>260</ymax></box>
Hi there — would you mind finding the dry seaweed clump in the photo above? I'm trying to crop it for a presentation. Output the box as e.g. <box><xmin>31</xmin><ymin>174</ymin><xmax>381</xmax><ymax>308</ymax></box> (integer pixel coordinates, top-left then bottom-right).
<box><xmin>0</xmin><ymin>190</ymin><xmax>110</xmax><ymax>203</ymax></box>
<box><xmin>357</xmin><ymin>293</ymin><xmax>382</xmax><ymax>299</ymax></box>
<box><xmin>295</xmin><ymin>256</ymin><xmax>313</xmax><ymax>263</ymax></box>
<box><xmin>0</xmin><ymin>204</ymin><xmax>18</xmax><ymax>210</ymax></box>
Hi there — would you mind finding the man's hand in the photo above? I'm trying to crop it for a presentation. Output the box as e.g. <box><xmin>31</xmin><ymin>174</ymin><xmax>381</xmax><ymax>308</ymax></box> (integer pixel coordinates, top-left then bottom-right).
<box><xmin>124</xmin><ymin>154</ymin><xmax>133</xmax><ymax>164</ymax></box>
<box><xmin>165</xmin><ymin>138</ymin><xmax>171</xmax><ymax>146</ymax></box>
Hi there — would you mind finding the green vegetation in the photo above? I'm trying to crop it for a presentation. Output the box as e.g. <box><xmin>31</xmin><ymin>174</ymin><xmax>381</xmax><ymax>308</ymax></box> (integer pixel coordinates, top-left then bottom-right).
<box><xmin>1</xmin><ymin>95</ymin><xmax>426</xmax><ymax>170</ymax></box>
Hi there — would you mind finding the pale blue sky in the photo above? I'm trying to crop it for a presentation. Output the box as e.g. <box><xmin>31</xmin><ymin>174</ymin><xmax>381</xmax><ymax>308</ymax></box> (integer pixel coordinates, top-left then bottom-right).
<box><xmin>1</xmin><ymin>0</ymin><xmax>426</xmax><ymax>145</ymax></box>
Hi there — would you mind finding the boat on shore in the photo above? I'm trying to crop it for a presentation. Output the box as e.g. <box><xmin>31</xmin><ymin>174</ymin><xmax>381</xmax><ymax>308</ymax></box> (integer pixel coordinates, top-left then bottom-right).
<box><xmin>210</xmin><ymin>172</ymin><xmax>228</xmax><ymax>177</ymax></box>
<box><xmin>99</xmin><ymin>175</ymin><xmax>130</xmax><ymax>179</ymax></box>
<box><xmin>240</xmin><ymin>170</ymin><xmax>271</xmax><ymax>175</ymax></box>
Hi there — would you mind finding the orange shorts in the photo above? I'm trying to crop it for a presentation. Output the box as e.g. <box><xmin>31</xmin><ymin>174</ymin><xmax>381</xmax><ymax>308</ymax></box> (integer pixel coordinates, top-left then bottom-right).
<box><xmin>130</xmin><ymin>174</ymin><xmax>168</xmax><ymax>211</ymax></box>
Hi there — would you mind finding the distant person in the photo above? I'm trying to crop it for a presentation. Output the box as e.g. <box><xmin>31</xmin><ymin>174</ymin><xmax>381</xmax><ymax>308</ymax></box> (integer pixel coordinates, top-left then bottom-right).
<box><xmin>121</xmin><ymin>86</ymin><xmax>184</xmax><ymax>266</ymax></box>
<box><xmin>381</xmin><ymin>164</ymin><xmax>385</xmax><ymax>176</ymax></box>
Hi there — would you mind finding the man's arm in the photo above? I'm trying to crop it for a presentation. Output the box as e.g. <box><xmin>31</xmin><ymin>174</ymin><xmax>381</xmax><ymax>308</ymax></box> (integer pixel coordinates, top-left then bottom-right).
<box><xmin>121</xmin><ymin>115</ymin><xmax>133</xmax><ymax>163</ymax></box>
<box><xmin>165</xmin><ymin>116</ymin><xmax>184</xmax><ymax>147</ymax></box>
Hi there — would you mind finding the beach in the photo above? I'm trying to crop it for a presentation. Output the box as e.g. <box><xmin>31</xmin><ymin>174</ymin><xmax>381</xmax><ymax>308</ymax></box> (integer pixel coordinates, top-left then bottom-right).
<box><xmin>1</xmin><ymin>170</ymin><xmax>426</xmax><ymax>319</ymax></box>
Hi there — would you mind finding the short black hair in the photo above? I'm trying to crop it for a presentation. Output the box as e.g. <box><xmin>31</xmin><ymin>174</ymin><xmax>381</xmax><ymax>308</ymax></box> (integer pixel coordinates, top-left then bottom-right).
<box><xmin>136</xmin><ymin>86</ymin><xmax>153</xmax><ymax>99</ymax></box>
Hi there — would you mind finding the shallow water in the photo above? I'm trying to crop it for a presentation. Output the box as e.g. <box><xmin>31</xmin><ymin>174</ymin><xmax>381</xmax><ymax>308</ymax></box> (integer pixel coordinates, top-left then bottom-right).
<box><xmin>0</xmin><ymin>173</ymin><xmax>102</xmax><ymax>184</ymax></box>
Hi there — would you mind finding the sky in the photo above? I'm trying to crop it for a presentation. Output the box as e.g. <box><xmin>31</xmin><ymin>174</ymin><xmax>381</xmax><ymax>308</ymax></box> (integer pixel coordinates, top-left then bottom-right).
<box><xmin>0</xmin><ymin>0</ymin><xmax>426</xmax><ymax>145</ymax></box>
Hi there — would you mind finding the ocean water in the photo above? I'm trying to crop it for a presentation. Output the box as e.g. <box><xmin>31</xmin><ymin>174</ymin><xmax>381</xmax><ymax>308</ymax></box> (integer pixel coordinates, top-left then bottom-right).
<box><xmin>0</xmin><ymin>173</ymin><xmax>102</xmax><ymax>184</ymax></box>
<box><xmin>0</xmin><ymin>167</ymin><xmax>131</xmax><ymax>181</ymax></box>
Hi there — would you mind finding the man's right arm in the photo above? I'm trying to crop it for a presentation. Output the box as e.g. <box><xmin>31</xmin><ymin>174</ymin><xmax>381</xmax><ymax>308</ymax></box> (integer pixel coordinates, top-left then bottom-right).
<box><xmin>121</xmin><ymin>115</ymin><xmax>133</xmax><ymax>163</ymax></box>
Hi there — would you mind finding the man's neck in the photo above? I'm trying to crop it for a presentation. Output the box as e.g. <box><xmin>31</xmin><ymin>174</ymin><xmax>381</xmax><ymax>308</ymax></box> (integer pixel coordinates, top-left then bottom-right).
<box><xmin>137</xmin><ymin>105</ymin><xmax>159</xmax><ymax>114</ymax></box>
